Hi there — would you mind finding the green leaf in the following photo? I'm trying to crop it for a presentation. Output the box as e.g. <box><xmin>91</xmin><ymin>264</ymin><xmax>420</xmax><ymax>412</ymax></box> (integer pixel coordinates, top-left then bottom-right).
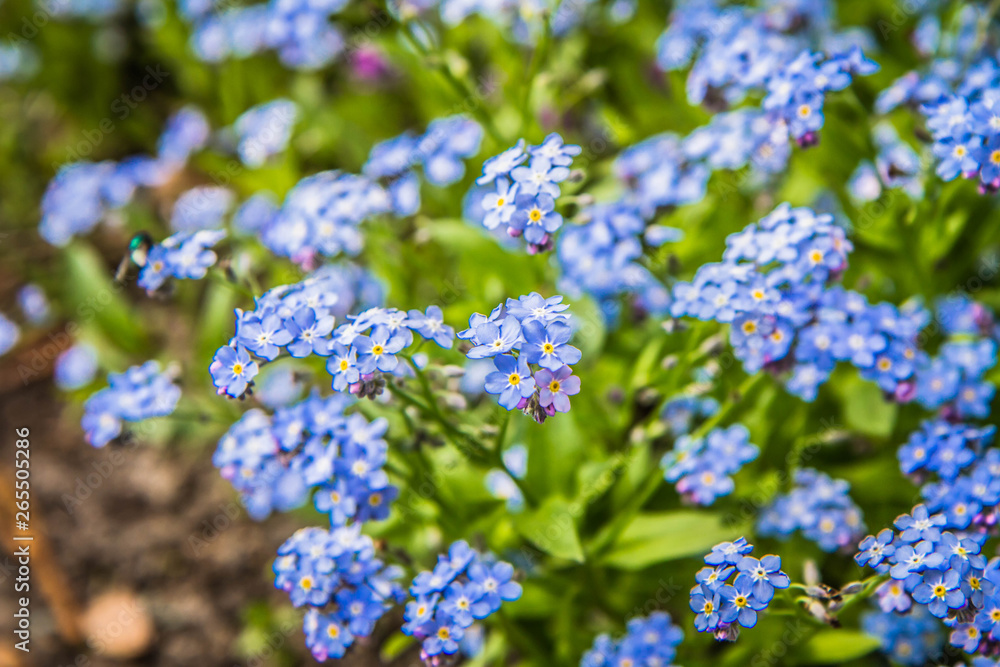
<box><xmin>601</xmin><ymin>511</ymin><xmax>745</xmax><ymax>570</ymax></box>
<box><xmin>797</xmin><ymin>630</ymin><xmax>881</xmax><ymax>664</ymax></box>
<box><xmin>513</xmin><ymin>496</ymin><xmax>585</xmax><ymax>563</ymax></box>
<box><xmin>836</xmin><ymin>374</ymin><xmax>897</xmax><ymax>439</ymax></box>
<box><xmin>63</xmin><ymin>242</ymin><xmax>147</xmax><ymax>354</ymax></box>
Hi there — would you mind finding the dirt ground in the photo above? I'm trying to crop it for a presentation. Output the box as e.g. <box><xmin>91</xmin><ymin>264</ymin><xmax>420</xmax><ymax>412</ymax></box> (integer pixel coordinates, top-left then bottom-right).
<box><xmin>0</xmin><ymin>369</ymin><xmax>314</xmax><ymax>667</ymax></box>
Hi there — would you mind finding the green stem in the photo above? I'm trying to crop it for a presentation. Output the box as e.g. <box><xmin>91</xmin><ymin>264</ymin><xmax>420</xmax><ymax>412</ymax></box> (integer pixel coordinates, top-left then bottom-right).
<box><xmin>587</xmin><ymin>372</ymin><xmax>767</xmax><ymax>558</ymax></box>
<box><xmin>398</xmin><ymin>22</ymin><xmax>506</xmax><ymax>145</ymax></box>
<box><xmin>519</xmin><ymin>10</ymin><xmax>552</xmax><ymax>134</ymax></box>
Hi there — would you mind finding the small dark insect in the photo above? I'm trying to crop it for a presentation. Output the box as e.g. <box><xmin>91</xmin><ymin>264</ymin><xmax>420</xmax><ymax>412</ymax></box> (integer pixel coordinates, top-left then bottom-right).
<box><xmin>114</xmin><ymin>231</ymin><xmax>154</xmax><ymax>285</ymax></box>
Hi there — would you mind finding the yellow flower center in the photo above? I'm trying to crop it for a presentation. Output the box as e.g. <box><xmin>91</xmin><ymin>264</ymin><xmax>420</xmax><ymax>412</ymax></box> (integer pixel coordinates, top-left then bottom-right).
<box><xmin>549</xmin><ymin>380</ymin><xmax>561</xmax><ymax>392</ymax></box>
<box><xmin>798</xmin><ymin>104</ymin><xmax>811</xmax><ymax>118</ymax></box>
<box><xmin>438</xmin><ymin>627</ymin><xmax>451</xmax><ymax>640</ymax></box>
<box><xmin>339</xmin><ymin>360</ymin><xmax>349</xmax><ymax>371</ymax></box>
<box><xmin>542</xmin><ymin>342</ymin><xmax>555</xmax><ymax>354</ymax></box>
<box><xmin>508</xmin><ymin>373</ymin><xmax>521</xmax><ymax>386</ymax></box>
<box><xmin>742</xmin><ymin>321</ymin><xmax>757</xmax><ymax>334</ymax></box>
<box><xmin>372</xmin><ymin>344</ymin><xmax>384</xmax><ymax>355</ymax></box>
<box><xmin>529</xmin><ymin>208</ymin><xmax>542</xmax><ymax>222</ymax></box>
<box><xmin>232</xmin><ymin>363</ymin><xmax>243</xmax><ymax>375</ymax></box>
<box><xmin>933</xmin><ymin>585</ymin><xmax>946</xmax><ymax>598</ymax></box>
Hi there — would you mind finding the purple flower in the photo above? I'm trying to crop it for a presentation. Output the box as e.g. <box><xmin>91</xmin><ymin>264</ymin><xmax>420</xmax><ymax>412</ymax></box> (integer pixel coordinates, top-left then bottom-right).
<box><xmin>534</xmin><ymin>365</ymin><xmax>580</xmax><ymax>413</ymax></box>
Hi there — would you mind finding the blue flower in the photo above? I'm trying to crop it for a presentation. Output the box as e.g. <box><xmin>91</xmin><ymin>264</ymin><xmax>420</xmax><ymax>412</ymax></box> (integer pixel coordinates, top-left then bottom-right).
<box><xmin>466</xmin><ymin>560</ymin><xmax>521</xmax><ymax>616</ymax></box>
<box><xmin>481</xmin><ymin>178</ymin><xmax>519</xmax><ymax>230</ymax></box>
<box><xmin>912</xmin><ymin>568</ymin><xmax>965</xmax><ymax>618</ymax></box>
<box><xmin>354</xmin><ymin>326</ymin><xmax>408</xmax><ymax>374</ymax></box>
<box><xmin>890</xmin><ymin>540</ymin><xmax>945</xmax><ymax>580</ymax></box>
<box><xmin>719</xmin><ymin>576</ymin><xmax>766</xmax><ymax>628</ymax></box>
<box><xmin>303</xmin><ymin>609</ymin><xmax>354</xmax><ymax>661</ymax></box>
<box><xmin>55</xmin><ymin>343</ymin><xmax>98</xmax><ymax>390</ymax></box>
<box><xmin>327</xmin><ymin>344</ymin><xmax>360</xmax><ymax>390</ymax></box>
<box><xmin>406</xmin><ymin>305</ymin><xmax>455</xmax><ymax>348</ymax></box>
<box><xmin>704</xmin><ymin>538</ymin><xmax>753</xmax><ymax>566</ymax></box>
<box><xmin>735</xmin><ymin>555</ymin><xmax>790</xmax><ymax>603</ymax></box>
<box><xmin>234</xmin><ymin>98</ymin><xmax>298</xmax><ymax>168</ymax></box>
<box><xmin>467</xmin><ymin>316</ymin><xmax>522</xmax><ymax>358</ymax></box>
<box><xmin>975</xmin><ymin>594</ymin><xmax>1000</xmax><ymax>640</ymax></box>
<box><xmin>484</xmin><ymin>355</ymin><xmax>536</xmax><ymax>409</ymax></box>
<box><xmin>529</xmin><ymin>133</ymin><xmax>581</xmax><ymax>166</ymax></box>
<box><xmin>440</xmin><ymin>581</ymin><xmax>484</xmax><ymax>628</ymax></box>
<box><xmin>238</xmin><ymin>311</ymin><xmax>292</xmax><ymax>361</ymax></box>
<box><xmin>690</xmin><ymin>584</ymin><xmax>721</xmax><ymax>632</ymax></box>
<box><xmin>855</xmin><ymin>529</ymin><xmax>896</xmax><ymax>568</ymax></box>
<box><xmin>285</xmin><ymin>307</ymin><xmax>335</xmax><ymax>357</ymax></box>
<box><xmin>520</xmin><ymin>319</ymin><xmax>581</xmax><ymax>371</ymax></box>
<box><xmin>894</xmin><ymin>505</ymin><xmax>946</xmax><ymax>543</ymax></box>
<box><xmin>477</xmin><ymin>139</ymin><xmax>527</xmax><ymax>184</ymax></box>
<box><xmin>210</xmin><ymin>344</ymin><xmax>259</xmax><ymax>398</ymax></box>
<box><xmin>422</xmin><ymin>617</ymin><xmax>465</xmax><ymax>656</ymax></box>
<box><xmin>509</xmin><ymin>193</ymin><xmax>563</xmax><ymax>245</ymax></box>
<box><xmin>510</xmin><ymin>155</ymin><xmax>570</xmax><ymax>197</ymax></box>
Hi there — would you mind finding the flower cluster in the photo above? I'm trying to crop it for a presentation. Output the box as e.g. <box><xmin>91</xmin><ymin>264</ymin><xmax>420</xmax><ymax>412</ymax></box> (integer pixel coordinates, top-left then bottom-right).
<box><xmin>690</xmin><ymin>538</ymin><xmax>790</xmax><ymax>641</ymax></box>
<box><xmin>658</xmin><ymin>0</ymin><xmax>876</xmax><ymax>117</ymax></box>
<box><xmin>659</xmin><ymin>394</ymin><xmax>719</xmax><ymax>436</ymax></box>
<box><xmin>273</xmin><ymin>526</ymin><xmax>405</xmax><ymax>661</ymax></box>
<box><xmin>475</xmin><ymin>134</ymin><xmax>580</xmax><ymax>253</ymax></box>
<box><xmin>209</xmin><ymin>265</ymin><xmax>383</xmax><ymax>399</ymax></box>
<box><xmin>636</xmin><ymin>3</ymin><xmax>877</xmax><ymax>216</ymax></box>
<box><xmin>325</xmin><ymin>305</ymin><xmax>455</xmax><ymax>397</ymax></box>
<box><xmin>170</xmin><ymin>186</ymin><xmax>234</xmax><ymax>231</ymax></box>
<box><xmin>855</xmin><ymin>503</ymin><xmax>1000</xmax><ymax>657</ymax></box>
<box><xmin>364</xmin><ymin>115</ymin><xmax>483</xmax><ymax>217</ymax></box>
<box><xmin>401</xmin><ymin>541</ymin><xmax>522</xmax><ymax>658</ymax></box>
<box><xmin>661</xmin><ymin>424</ymin><xmax>758</xmax><ymax>506</ymax></box>
<box><xmin>919</xmin><ymin>439</ymin><xmax>1000</xmax><ymax>532</ymax></box>
<box><xmin>671</xmin><ymin>202</ymin><xmax>926</xmax><ymax>402</ymax></box>
<box><xmin>233</xmin><ymin>98</ymin><xmax>299</xmax><ymax>168</ymax></box>
<box><xmin>187</xmin><ymin>0</ymin><xmax>350</xmax><ymax>69</ymax></box>
<box><xmin>757</xmin><ymin>468</ymin><xmax>865</xmax><ymax>552</ymax></box>
<box><xmin>257</xmin><ymin>170</ymin><xmax>389</xmax><ymax>264</ymax></box>
<box><xmin>81</xmin><ymin>361</ymin><xmax>181</xmax><ymax>447</ymax></box>
<box><xmin>138</xmin><ymin>229</ymin><xmax>227</xmax><ymax>293</ymax></box>
<box><xmin>899</xmin><ymin>420</ymin><xmax>996</xmax><ymax>483</ymax></box>
<box><xmin>914</xmin><ymin>337</ymin><xmax>997</xmax><ymax>420</ymax></box>
<box><xmin>459</xmin><ymin>293</ymin><xmax>581</xmax><ymax>421</ymax></box>
<box><xmin>861</xmin><ymin>605</ymin><xmax>943</xmax><ymax>667</ymax></box>
<box><xmin>556</xmin><ymin>201</ymin><xmax>679</xmax><ymax>324</ymax></box>
<box><xmin>872</xmin><ymin>5</ymin><xmax>1000</xmax><ymax>193</ymax></box>
<box><xmin>213</xmin><ymin>392</ymin><xmax>396</xmax><ymax>522</ymax></box>
<box><xmin>580</xmin><ymin>612</ymin><xmax>684</xmax><ymax>667</ymax></box>
<box><xmin>40</xmin><ymin>107</ymin><xmax>209</xmax><ymax>246</ymax></box>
